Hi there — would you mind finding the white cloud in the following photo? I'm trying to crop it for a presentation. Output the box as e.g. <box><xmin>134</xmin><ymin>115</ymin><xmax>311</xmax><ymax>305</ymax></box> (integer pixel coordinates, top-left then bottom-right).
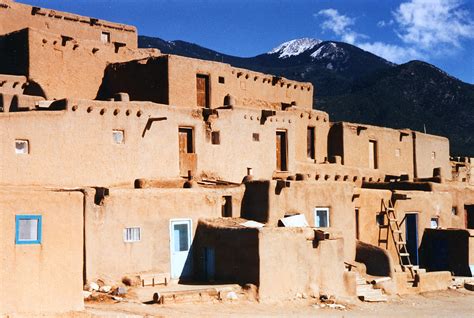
<box><xmin>377</xmin><ymin>19</ymin><xmax>394</xmax><ymax>28</ymax></box>
<box><xmin>394</xmin><ymin>0</ymin><xmax>474</xmax><ymax>50</ymax></box>
<box><xmin>357</xmin><ymin>42</ymin><xmax>422</xmax><ymax>63</ymax></box>
<box><xmin>315</xmin><ymin>1</ymin><xmax>474</xmax><ymax>64</ymax></box>
<box><xmin>316</xmin><ymin>9</ymin><xmax>365</xmax><ymax>44</ymax></box>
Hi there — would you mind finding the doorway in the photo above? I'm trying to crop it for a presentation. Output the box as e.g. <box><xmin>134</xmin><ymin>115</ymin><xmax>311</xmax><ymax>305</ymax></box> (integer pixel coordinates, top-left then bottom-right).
<box><xmin>355</xmin><ymin>208</ymin><xmax>360</xmax><ymax>240</ymax></box>
<box><xmin>369</xmin><ymin>140</ymin><xmax>378</xmax><ymax>169</ymax></box>
<box><xmin>405</xmin><ymin>213</ymin><xmax>419</xmax><ymax>265</ymax></box>
<box><xmin>196</xmin><ymin>74</ymin><xmax>210</xmax><ymax>108</ymax></box>
<box><xmin>276</xmin><ymin>130</ymin><xmax>288</xmax><ymax>171</ymax></box>
<box><xmin>178</xmin><ymin>127</ymin><xmax>195</xmax><ymax>177</ymax></box>
<box><xmin>465</xmin><ymin>205</ymin><xmax>474</xmax><ymax>229</ymax></box>
<box><xmin>170</xmin><ymin>219</ymin><xmax>192</xmax><ymax>279</ymax></box>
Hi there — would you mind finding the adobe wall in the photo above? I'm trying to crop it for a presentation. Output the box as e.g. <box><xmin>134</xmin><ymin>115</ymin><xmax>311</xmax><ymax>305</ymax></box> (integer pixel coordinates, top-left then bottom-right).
<box><xmin>0</xmin><ymin>99</ymin><xmax>329</xmax><ymax>187</ymax></box>
<box><xmin>357</xmin><ymin>188</ymin><xmax>453</xmax><ymax>264</ymax></box>
<box><xmin>0</xmin><ymin>0</ymin><xmax>137</xmax><ymax>47</ymax></box>
<box><xmin>84</xmin><ymin>186</ymin><xmax>244</xmax><ymax>282</ymax></box>
<box><xmin>100</xmin><ymin>55</ymin><xmax>314</xmax><ymax>109</ymax></box>
<box><xmin>258</xmin><ymin>227</ymin><xmax>349</xmax><ymax>301</ymax></box>
<box><xmin>329</xmin><ymin>122</ymin><xmax>415</xmax><ymax>178</ymax></box>
<box><xmin>431</xmin><ymin>183</ymin><xmax>474</xmax><ymax>228</ymax></box>
<box><xmin>22</xmin><ymin>28</ymin><xmax>158</xmax><ymax>100</ymax></box>
<box><xmin>241</xmin><ymin>180</ymin><xmax>356</xmax><ymax>261</ymax></box>
<box><xmin>413</xmin><ymin>132</ymin><xmax>451</xmax><ymax>179</ymax></box>
<box><xmin>0</xmin><ymin>187</ymin><xmax>83</xmax><ymax>314</ymax></box>
<box><xmin>167</xmin><ymin>55</ymin><xmax>314</xmax><ymax>109</ymax></box>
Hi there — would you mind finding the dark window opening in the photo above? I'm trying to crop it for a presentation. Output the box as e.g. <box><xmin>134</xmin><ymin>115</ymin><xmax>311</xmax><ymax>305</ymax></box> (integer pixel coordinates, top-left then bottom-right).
<box><xmin>222</xmin><ymin>196</ymin><xmax>232</xmax><ymax>217</ymax></box>
<box><xmin>211</xmin><ymin>131</ymin><xmax>220</xmax><ymax>145</ymax></box>
<box><xmin>355</xmin><ymin>208</ymin><xmax>360</xmax><ymax>240</ymax></box>
<box><xmin>252</xmin><ymin>133</ymin><xmax>260</xmax><ymax>142</ymax></box>
<box><xmin>307</xmin><ymin>126</ymin><xmax>315</xmax><ymax>159</ymax></box>
<box><xmin>218</xmin><ymin>76</ymin><xmax>225</xmax><ymax>84</ymax></box>
<box><xmin>465</xmin><ymin>205</ymin><xmax>474</xmax><ymax>229</ymax></box>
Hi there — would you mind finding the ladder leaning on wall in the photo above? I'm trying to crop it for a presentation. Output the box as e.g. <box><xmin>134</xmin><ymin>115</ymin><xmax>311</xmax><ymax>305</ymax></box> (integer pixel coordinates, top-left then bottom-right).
<box><xmin>378</xmin><ymin>198</ymin><xmax>415</xmax><ymax>279</ymax></box>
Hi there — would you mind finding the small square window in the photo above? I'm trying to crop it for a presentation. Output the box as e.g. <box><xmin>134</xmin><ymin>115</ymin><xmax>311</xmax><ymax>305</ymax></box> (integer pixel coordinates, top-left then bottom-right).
<box><xmin>123</xmin><ymin>227</ymin><xmax>141</xmax><ymax>242</ymax></box>
<box><xmin>15</xmin><ymin>215</ymin><xmax>42</xmax><ymax>244</ymax></box>
<box><xmin>252</xmin><ymin>133</ymin><xmax>260</xmax><ymax>142</ymax></box>
<box><xmin>218</xmin><ymin>76</ymin><xmax>225</xmax><ymax>84</ymax></box>
<box><xmin>430</xmin><ymin>217</ymin><xmax>439</xmax><ymax>229</ymax></box>
<box><xmin>15</xmin><ymin>139</ymin><xmax>29</xmax><ymax>154</ymax></box>
<box><xmin>431</xmin><ymin>151</ymin><xmax>436</xmax><ymax>160</ymax></box>
<box><xmin>113</xmin><ymin>130</ymin><xmax>124</xmax><ymax>144</ymax></box>
<box><xmin>314</xmin><ymin>207</ymin><xmax>330</xmax><ymax>227</ymax></box>
<box><xmin>101</xmin><ymin>32</ymin><xmax>110</xmax><ymax>43</ymax></box>
<box><xmin>452</xmin><ymin>207</ymin><xmax>457</xmax><ymax>215</ymax></box>
<box><xmin>395</xmin><ymin>148</ymin><xmax>401</xmax><ymax>157</ymax></box>
<box><xmin>376</xmin><ymin>213</ymin><xmax>385</xmax><ymax>226</ymax></box>
<box><xmin>211</xmin><ymin>131</ymin><xmax>220</xmax><ymax>145</ymax></box>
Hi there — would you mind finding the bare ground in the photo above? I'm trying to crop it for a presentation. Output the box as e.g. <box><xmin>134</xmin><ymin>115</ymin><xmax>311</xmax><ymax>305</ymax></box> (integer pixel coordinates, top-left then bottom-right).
<box><xmin>85</xmin><ymin>288</ymin><xmax>474</xmax><ymax>318</ymax></box>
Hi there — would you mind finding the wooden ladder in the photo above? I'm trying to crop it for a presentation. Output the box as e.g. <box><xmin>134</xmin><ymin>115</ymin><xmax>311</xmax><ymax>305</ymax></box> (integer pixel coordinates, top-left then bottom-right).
<box><xmin>378</xmin><ymin>199</ymin><xmax>415</xmax><ymax>279</ymax></box>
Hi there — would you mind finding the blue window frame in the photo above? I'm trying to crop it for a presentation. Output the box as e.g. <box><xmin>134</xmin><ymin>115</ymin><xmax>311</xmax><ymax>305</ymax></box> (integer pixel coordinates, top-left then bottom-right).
<box><xmin>15</xmin><ymin>215</ymin><xmax>42</xmax><ymax>245</ymax></box>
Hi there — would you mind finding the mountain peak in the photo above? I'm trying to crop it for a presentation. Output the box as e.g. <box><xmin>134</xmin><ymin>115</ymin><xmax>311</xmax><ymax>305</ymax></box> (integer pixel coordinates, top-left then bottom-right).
<box><xmin>268</xmin><ymin>38</ymin><xmax>322</xmax><ymax>58</ymax></box>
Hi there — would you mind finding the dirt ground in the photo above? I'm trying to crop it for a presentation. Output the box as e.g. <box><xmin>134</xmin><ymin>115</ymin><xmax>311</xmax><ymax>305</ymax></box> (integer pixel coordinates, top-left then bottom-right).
<box><xmin>85</xmin><ymin>288</ymin><xmax>474</xmax><ymax>318</ymax></box>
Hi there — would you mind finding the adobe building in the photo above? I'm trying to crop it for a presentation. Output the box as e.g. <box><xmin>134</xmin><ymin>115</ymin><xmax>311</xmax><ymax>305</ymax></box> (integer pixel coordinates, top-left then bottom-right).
<box><xmin>0</xmin><ymin>0</ymin><xmax>473</xmax><ymax>315</ymax></box>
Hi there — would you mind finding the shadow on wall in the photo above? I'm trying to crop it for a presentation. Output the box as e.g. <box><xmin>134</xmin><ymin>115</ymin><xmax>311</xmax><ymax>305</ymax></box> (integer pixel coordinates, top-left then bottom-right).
<box><xmin>23</xmin><ymin>80</ymin><xmax>46</xmax><ymax>98</ymax></box>
<box><xmin>240</xmin><ymin>181</ymin><xmax>270</xmax><ymax>223</ymax></box>
<box><xmin>419</xmin><ymin>229</ymin><xmax>472</xmax><ymax>277</ymax></box>
<box><xmin>189</xmin><ymin>221</ymin><xmax>260</xmax><ymax>285</ymax></box>
<box><xmin>355</xmin><ymin>240</ymin><xmax>393</xmax><ymax>277</ymax></box>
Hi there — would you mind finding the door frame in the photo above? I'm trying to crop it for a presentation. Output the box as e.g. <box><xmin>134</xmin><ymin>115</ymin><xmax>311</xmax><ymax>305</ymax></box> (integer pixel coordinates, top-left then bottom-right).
<box><xmin>169</xmin><ymin>218</ymin><xmax>193</xmax><ymax>279</ymax></box>
<box><xmin>276</xmin><ymin>129</ymin><xmax>288</xmax><ymax>171</ymax></box>
<box><xmin>405</xmin><ymin>212</ymin><xmax>419</xmax><ymax>265</ymax></box>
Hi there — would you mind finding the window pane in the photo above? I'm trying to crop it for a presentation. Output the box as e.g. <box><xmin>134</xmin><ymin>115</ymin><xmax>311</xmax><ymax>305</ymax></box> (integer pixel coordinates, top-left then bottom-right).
<box><xmin>315</xmin><ymin>209</ymin><xmax>329</xmax><ymax>227</ymax></box>
<box><xmin>174</xmin><ymin>224</ymin><xmax>189</xmax><ymax>252</ymax></box>
<box><xmin>113</xmin><ymin>130</ymin><xmax>124</xmax><ymax>144</ymax></box>
<box><xmin>124</xmin><ymin>227</ymin><xmax>140</xmax><ymax>242</ymax></box>
<box><xmin>430</xmin><ymin>218</ymin><xmax>439</xmax><ymax>229</ymax></box>
<box><xmin>15</xmin><ymin>140</ymin><xmax>29</xmax><ymax>154</ymax></box>
<box><xmin>18</xmin><ymin>219</ymin><xmax>38</xmax><ymax>241</ymax></box>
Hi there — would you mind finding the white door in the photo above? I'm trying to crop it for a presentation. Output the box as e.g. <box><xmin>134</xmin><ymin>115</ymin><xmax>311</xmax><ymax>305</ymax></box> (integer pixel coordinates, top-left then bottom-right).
<box><xmin>170</xmin><ymin>219</ymin><xmax>192</xmax><ymax>279</ymax></box>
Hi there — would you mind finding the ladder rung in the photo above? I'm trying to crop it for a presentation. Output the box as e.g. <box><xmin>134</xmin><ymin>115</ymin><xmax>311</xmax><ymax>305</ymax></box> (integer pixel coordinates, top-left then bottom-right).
<box><xmin>403</xmin><ymin>265</ymin><xmax>413</xmax><ymax>268</ymax></box>
<box><xmin>395</xmin><ymin>241</ymin><xmax>406</xmax><ymax>245</ymax></box>
<box><xmin>387</xmin><ymin>208</ymin><xmax>395</xmax><ymax>211</ymax></box>
<box><xmin>400</xmin><ymin>253</ymin><xmax>410</xmax><ymax>257</ymax></box>
<box><xmin>379</xmin><ymin>225</ymin><xmax>389</xmax><ymax>229</ymax></box>
<box><xmin>388</xmin><ymin>218</ymin><xmax>398</xmax><ymax>222</ymax></box>
<box><xmin>393</xmin><ymin>230</ymin><xmax>402</xmax><ymax>233</ymax></box>
<box><xmin>379</xmin><ymin>239</ymin><xmax>388</xmax><ymax>243</ymax></box>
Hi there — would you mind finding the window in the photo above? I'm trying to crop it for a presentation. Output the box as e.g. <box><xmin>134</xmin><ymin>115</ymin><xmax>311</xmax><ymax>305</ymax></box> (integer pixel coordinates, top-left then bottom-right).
<box><xmin>376</xmin><ymin>213</ymin><xmax>385</xmax><ymax>226</ymax></box>
<box><xmin>112</xmin><ymin>130</ymin><xmax>124</xmax><ymax>144</ymax></box>
<box><xmin>395</xmin><ymin>148</ymin><xmax>401</xmax><ymax>157</ymax></box>
<box><xmin>430</xmin><ymin>217</ymin><xmax>439</xmax><ymax>229</ymax></box>
<box><xmin>452</xmin><ymin>207</ymin><xmax>457</xmax><ymax>215</ymax></box>
<box><xmin>15</xmin><ymin>215</ymin><xmax>42</xmax><ymax>244</ymax></box>
<box><xmin>15</xmin><ymin>139</ymin><xmax>29</xmax><ymax>154</ymax></box>
<box><xmin>211</xmin><ymin>131</ymin><xmax>220</xmax><ymax>145</ymax></box>
<box><xmin>123</xmin><ymin>227</ymin><xmax>141</xmax><ymax>242</ymax></box>
<box><xmin>431</xmin><ymin>151</ymin><xmax>436</xmax><ymax>160</ymax></box>
<box><xmin>222</xmin><ymin>196</ymin><xmax>232</xmax><ymax>217</ymax></box>
<box><xmin>307</xmin><ymin>127</ymin><xmax>315</xmax><ymax>159</ymax></box>
<box><xmin>218</xmin><ymin>76</ymin><xmax>225</xmax><ymax>84</ymax></box>
<box><xmin>252</xmin><ymin>133</ymin><xmax>260</xmax><ymax>142</ymax></box>
<box><xmin>101</xmin><ymin>32</ymin><xmax>110</xmax><ymax>43</ymax></box>
<box><xmin>314</xmin><ymin>207</ymin><xmax>330</xmax><ymax>227</ymax></box>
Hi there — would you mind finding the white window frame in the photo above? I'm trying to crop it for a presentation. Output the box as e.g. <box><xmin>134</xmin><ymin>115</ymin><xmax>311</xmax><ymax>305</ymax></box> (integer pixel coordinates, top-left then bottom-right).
<box><xmin>314</xmin><ymin>207</ymin><xmax>330</xmax><ymax>228</ymax></box>
<box><xmin>112</xmin><ymin>130</ymin><xmax>125</xmax><ymax>144</ymax></box>
<box><xmin>123</xmin><ymin>227</ymin><xmax>141</xmax><ymax>243</ymax></box>
<box><xmin>15</xmin><ymin>139</ymin><xmax>29</xmax><ymax>154</ymax></box>
<box><xmin>430</xmin><ymin>217</ymin><xmax>439</xmax><ymax>229</ymax></box>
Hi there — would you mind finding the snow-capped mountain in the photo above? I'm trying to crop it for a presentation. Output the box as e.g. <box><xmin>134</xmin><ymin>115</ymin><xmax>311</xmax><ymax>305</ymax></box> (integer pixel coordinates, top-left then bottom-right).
<box><xmin>268</xmin><ymin>38</ymin><xmax>322</xmax><ymax>58</ymax></box>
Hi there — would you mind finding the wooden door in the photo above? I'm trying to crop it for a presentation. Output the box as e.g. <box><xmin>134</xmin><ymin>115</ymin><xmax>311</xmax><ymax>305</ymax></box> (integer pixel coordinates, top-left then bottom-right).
<box><xmin>196</xmin><ymin>74</ymin><xmax>209</xmax><ymax>108</ymax></box>
<box><xmin>276</xmin><ymin>130</ymin><xmax>287</xmax><ymax>171</ymax></box>
<box><xmin>178</xmin><ymin>128</ymin><xmax>196</xmax><ymax>176</ymax></box>
<box><xmin>307</xmin><ymin>127</ymin><xmax>315</xmax><ymax>159</ymax></box>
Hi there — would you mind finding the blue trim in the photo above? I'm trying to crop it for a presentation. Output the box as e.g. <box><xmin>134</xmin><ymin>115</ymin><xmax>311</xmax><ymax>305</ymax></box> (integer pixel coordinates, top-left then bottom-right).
<box><xmin>15</xmin><ymin>215</ymin><xmax>42</xmax><ymax>245</ymax></box>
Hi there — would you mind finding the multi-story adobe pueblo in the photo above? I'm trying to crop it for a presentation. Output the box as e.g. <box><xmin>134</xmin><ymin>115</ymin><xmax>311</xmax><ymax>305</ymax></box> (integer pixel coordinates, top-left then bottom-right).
<box><xmin>0</xmin><ymin>0</ymin><xmax>473</xmax><ymax>314</ymax></box>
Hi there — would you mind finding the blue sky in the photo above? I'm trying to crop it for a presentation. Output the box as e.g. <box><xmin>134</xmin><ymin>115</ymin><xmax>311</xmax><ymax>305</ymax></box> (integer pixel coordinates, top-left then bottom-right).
<box><xmin>19</xmin><ymin>0</ymin><xmax>474</xmax><ymax>83</ymax></box>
